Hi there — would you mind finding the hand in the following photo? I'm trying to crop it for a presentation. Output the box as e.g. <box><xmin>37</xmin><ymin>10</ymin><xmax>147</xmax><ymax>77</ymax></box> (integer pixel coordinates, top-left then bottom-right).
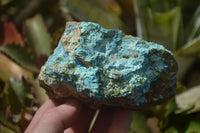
<box><xmin>25</xmin><ymin>99</ymin><xmax>132</xmax><ymax>133</ymax></box>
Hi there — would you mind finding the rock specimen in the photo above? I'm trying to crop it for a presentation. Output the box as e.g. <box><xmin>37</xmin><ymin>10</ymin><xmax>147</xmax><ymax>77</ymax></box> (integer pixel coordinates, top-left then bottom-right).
<box><xmin>38</xmin><ymin>22</ymin><xmax>178</xmax><ymax>109</ymax></box>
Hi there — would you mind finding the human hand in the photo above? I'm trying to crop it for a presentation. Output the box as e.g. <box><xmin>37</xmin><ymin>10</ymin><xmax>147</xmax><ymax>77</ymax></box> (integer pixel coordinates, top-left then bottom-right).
<box><xmin>25</xmin><ymin>99</ymin><xmax>132</xmax><ymax>133</ymax></box>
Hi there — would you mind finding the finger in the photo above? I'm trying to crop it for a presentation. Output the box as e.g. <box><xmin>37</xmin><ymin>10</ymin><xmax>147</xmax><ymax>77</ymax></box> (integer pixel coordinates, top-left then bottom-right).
<box><xmin>108</xmin><ymin>110</ymin><xmax>133</xmax><ymax>133</ymax></box>
<box><xmin>64</xmin><ymin>105</ymin><xmax>96</xmax><ymax>133</ymax></box>
<box><xmin>90</xmin><ymin>109</ymin><xmax>115</xmax><ymax>133</ymax></box>
<box><xmin>26</xmin><ymin>99</ymin><xmax>82</xmax><ymax>133</ymax></box>
<box><xmin>26</xmin><ymin>99</ymin><xmax>56</xmax><ymax>132</ymax></box>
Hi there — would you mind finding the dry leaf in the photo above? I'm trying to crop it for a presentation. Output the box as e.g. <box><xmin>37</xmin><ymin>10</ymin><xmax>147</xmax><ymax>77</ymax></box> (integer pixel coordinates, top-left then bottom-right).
<box><xmin>2</xmin><ymin>22</ymin><xmax>24</xmax><ymax>47</ymax></box>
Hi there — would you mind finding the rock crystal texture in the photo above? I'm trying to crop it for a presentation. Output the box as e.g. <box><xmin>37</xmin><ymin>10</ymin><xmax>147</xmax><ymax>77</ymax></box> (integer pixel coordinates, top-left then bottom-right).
<box><xmin>38</xmin><ymin>22</ymin><xmax>178</xmax><ymax>109</ymax></box>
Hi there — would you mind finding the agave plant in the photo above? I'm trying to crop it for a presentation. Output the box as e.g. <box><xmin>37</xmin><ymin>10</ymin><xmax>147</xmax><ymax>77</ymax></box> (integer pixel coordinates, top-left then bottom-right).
<box><xmin>0</xmin><ymin>0</ymin><xmax>200</xmax><ymax>132</ymax></box>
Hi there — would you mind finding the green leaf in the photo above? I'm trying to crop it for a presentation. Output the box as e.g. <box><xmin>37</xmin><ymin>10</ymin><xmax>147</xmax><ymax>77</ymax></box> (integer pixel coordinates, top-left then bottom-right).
<box><xmin>164</xmin><ymin>113</ymin><xmax>200</xmax><ymax>133</ymax></box>
<box><xmin>185</xmin><ymin>119</ymin><xmax>200</xmax><ymax>133</ymax></box>
<box><xmin>0</xmin><ymin>44</ymin><xmax>39</xmax><ymax>72</ymax></box>
<box><xmin>174</xmin><ymin>55</ymin><xmax>195</xmax><ymax>81</ymax></box>
<box><xmin>25</xmin><ymin>14</ymin><xmax>52</xmax><ymax>57</ymax></box>
<box><xmin>8</xmin><ymin>78</ymin><xmax>26</xmax><ymax>105</ymax></box>
<box><xmin>174</xmin><ymin>34</ymin><xmax>200</xmax><ymax>81</ymax></box>
<box><xmin>164</xmin><ymin>127</ymin><xmax>179</xmax><ymax>133</ymax></box>
<box><xmin>186</xmin><ymin>6</ymin><xmax>200</xmax><ymax>41</ymax></box>
<box><xmin>135</xmin><ymin>0</ymin><xmax>183</xmax><ymax>51</ymax></box>
<box><xmin>147</xmin><ymin>7</ymin><xmax>182</xmax><ymax>51</ymax></box>
<box><xmin>0</xmin><ymin>124</ymin><xmax>15</xmax><ymax>133</ymax></box>
<box><xmin>148</xmin><ymin>98</ymin><xmax>177</xmax><ymax>121</ymax></box>
<box><xmin>181</xmin><ymin>0</ymin><xmax>200</xmax><ymax>29</ymax></box>
<box><xmin>176</xmin><ymin>85</ymin><xmax>200</xmax><ymax>114</ymax></box>
<box><xmin>129</xmin><ymin>111</ymin><xmax>150</xmax><ymax>133</ymax></box>
<box><xmin>7</xmin><ymin>79</ymin><xmax>22</xmax><ymax>114</ymax></box>
<box><xmin>7</xmin><ymin>77</ymin><xmax>33</xmax><ymax>114</ymax></box>
<box><xmin>147</xmin><ymin>0</ymin><xmax>180</xmax><ymax>12</ymax></box>
<box><xmin>163</xmin><ymin>98</ymin><xmax>177</xmax><ymax>118</ymax></box>
<box><xmin>175</xmin><ymin>35</ymin><xmax>200</xmax><ymax>57</ymax></box>
<box><xmin>62</xmin><ymin>0</ymin><xmax>129</xmax><ymax>33</ymax></box>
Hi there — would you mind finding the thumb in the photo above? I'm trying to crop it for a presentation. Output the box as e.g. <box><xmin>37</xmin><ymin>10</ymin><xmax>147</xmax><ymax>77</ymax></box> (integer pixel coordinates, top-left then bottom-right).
<box><xmin>26</xmin><ymin>99</ymin><xmax>82</xmax><ymax>133</ymax></box>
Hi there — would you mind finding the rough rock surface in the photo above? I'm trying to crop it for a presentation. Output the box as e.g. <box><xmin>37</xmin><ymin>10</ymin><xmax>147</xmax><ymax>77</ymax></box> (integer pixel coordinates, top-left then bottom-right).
<box><xmin>38</xmin><ymin>22</ymin><xmax>178</xmax><ymax>109</ymax></box>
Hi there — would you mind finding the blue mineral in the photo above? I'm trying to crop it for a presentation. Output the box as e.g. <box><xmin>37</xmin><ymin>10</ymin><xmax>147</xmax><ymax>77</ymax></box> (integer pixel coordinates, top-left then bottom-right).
<box><xmin>38</xmin><ymin>22</ymin><xmax>178</xmax><ymax>109</ymax></box>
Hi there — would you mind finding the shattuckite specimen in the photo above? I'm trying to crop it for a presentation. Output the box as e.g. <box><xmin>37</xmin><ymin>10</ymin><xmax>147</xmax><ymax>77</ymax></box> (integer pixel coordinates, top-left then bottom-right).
<box><xmin>38</xmin><ymin>22</ymin><xmax>178</xmax><ymax>109</ymax></box>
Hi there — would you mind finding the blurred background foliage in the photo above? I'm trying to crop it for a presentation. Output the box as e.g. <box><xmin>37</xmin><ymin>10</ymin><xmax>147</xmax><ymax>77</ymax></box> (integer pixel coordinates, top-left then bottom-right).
<box><xmin>0</xmin><ymin>0</ymin><xmax>200</xmax><ymax>132</ymax></box>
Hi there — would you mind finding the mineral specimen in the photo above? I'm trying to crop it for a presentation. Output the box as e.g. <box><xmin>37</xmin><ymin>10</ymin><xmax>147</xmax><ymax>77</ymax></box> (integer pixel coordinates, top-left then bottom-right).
<box><xmin>38</xmin><ymin>22</ymin><xmax>178</xmax><ymax>109</ymax></box>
